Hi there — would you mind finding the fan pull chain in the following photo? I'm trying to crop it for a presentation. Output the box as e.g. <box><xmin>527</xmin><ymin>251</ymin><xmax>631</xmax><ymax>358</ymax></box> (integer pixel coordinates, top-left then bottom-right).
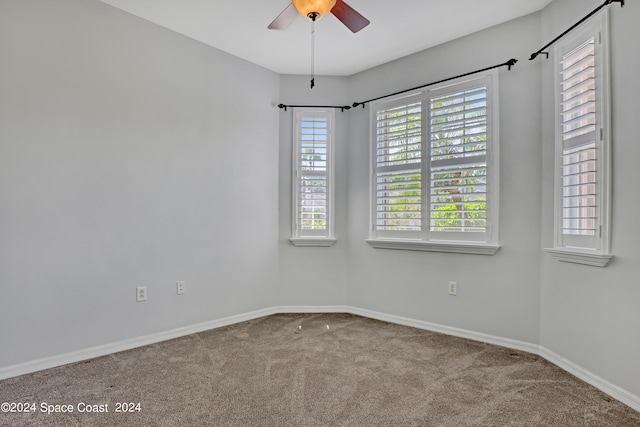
<box><xmin>310</xmin><ymin>15</ymin><xmax>316</xmax><ymax>89</ymax></box>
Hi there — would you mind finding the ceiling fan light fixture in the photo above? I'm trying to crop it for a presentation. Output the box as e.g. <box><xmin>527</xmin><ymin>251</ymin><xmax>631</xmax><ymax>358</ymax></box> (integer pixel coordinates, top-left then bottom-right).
<box><xmin>292</xmin><ymin>0</ymin><xmax>337</xmax><ymax>19</ymax></box>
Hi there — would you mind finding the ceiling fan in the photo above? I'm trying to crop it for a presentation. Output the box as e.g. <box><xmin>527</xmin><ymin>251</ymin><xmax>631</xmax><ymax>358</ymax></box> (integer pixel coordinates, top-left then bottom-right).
<box><xmin>268</xmin><ymin>0</ymin><xmax>370</xmax><ymax>33</ymax></box>
<box><xmin>268</xmin><ymin>0</ymin><xmax>370</xmax><ymax>88</ymax></box>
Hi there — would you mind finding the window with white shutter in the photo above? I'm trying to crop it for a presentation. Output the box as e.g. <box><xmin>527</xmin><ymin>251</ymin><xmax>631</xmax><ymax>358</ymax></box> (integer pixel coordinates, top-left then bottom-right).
<box><xmin>291</xmin><ymin>108</ymin><xmax>336</xmax><ymax>246</ymax></box>
<box><xmin>429</xmin><ymin>83</ymin><xmax>490</xmax><ymax>241</ymax></box>
<box><xmin>547</xmin><ymin>10</ymin><xmax>612</xmax><ymax>266</ymax></box>
<box><xmin>368</xmin><ymin>72</ymin><xmax>500</xmax><ymax>254</ymax></box>
<box><xmin>374</xmin><ymin>94</ymin><xmax>423</xmax><ymax>240</ymax></box>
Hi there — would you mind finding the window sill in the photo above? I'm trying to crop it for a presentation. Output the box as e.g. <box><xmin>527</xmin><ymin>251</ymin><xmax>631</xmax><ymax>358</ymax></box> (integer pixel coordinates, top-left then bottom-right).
<box><xmin>365</xmin><ymin>239</ymin><xmax>500</xmax><ymax>255</ymax></box>
<box><xmin>545</xmin><ymin>248</ymin><xmax>613</xmax><ymax>267</ymax></box>
<box><xmin>290</xmin><ymin>237</ymin><xmax>337</xmax><ymax>247</ymax></box>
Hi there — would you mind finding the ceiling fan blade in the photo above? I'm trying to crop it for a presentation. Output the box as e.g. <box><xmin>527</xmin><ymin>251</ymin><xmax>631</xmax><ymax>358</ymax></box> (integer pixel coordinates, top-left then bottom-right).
<box><xmin>268</xmin><ymin>3</ymin><xmax>298</xmax><ymax>30</ymax></box>
<box><xmin>331</xmin><ymin>0</ymin><xmax>370</xmax><ymax>33</ymax></box>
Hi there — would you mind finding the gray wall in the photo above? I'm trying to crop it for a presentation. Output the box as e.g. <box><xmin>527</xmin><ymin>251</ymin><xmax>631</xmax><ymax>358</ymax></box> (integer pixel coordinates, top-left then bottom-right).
<box><xmin>0</xmin><ymin>0</ymin><xmax>280</xmax><ymax>367</ymax></box>
<box><xmin>277</xmin><ymin>75</ymin><xmax>350</xmax><ymax>307</ymax></box>
<box><xmin>345</xmin><ymin>13</ymin><xmax>543</xmax><ymax>345</ymax></box>
<box><xmin>1</xmin><ymin>0</ymin><xmax>638</xmax><ymax>403</ymax></box>
<box><xmin>539</xmin><ymin>0</ymin><xmax>640</xmax><ymax>398</ymax></box>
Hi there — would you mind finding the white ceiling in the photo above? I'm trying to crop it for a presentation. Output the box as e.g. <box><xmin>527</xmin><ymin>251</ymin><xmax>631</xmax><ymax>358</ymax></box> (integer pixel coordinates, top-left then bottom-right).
<box><xmin>99</xmin><ymin>0</ymin><xmax>552</xmax><ymax>76</ymax></box>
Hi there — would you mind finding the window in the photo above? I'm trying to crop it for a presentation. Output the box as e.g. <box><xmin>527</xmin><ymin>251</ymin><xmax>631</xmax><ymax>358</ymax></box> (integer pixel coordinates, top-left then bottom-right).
<box><xmin>290</xmin><ymin>108</ymin><xmax>336</xmax><ymax>247</ymax></box>
<box><xmin>546</xmin><ymin>10</ymin><xmax>612</xmax><ymax>267</ymax></box>
<box><xmin>367</xmin><ymin>72</ymin><xmax>500</xmax><ymax>254</ymax></box>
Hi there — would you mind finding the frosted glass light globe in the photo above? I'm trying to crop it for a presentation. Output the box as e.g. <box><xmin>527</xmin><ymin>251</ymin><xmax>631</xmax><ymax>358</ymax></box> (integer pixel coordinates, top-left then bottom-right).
<box><xmin>292</xmin><ymin>0</ymin><xmax>337</xmax><ymax>19</ymax></box>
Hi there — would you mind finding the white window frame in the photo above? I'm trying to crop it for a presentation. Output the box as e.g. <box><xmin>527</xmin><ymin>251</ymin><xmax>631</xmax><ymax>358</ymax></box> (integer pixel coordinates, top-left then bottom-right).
<box><xmin>546</xmin><ymin>10</ymin><xmax>612</xmax><ymax>267</ymax></box>
<box><xmin>290</xmin><ymin>107</ymin><xmax>336</xmax><ymax>247</ymax></box>
<box><xmin>366</xmin><ymin>71</ymin><xmax>500</xmax><ymax>255</ymax></box>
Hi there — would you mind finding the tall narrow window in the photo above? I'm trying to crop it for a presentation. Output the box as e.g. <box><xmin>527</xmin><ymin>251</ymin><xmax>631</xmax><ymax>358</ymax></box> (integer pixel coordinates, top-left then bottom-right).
<box><xmin>547</xmin><ymin>10</ymin><xmax>612</xmax><ymax>267</ymax></box>
<box><xmin>368</xmin><ymin>72</ymin><xmax>500</xmax><ymax>255</ymax></box>
<box><xmin>291</xmin><ymin>108</ymin><xmax>336</xmax><ymax>246</ymax></box>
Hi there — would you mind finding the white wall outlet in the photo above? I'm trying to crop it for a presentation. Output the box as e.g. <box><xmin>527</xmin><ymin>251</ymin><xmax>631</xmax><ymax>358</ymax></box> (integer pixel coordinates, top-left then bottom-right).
<box><xmin>176</xmin><ymin>281</ymin><xmax>186</xmax><ymax>295</ymax></box>
<box><xmin>136</xmin><ymin>286</ymin><xmax>147</xmax><ymax>302</ymax></box>
<box><xmin>448</xmin><ymin>281</ymin><xmax>457</xmax><ymax>296</ymax></box>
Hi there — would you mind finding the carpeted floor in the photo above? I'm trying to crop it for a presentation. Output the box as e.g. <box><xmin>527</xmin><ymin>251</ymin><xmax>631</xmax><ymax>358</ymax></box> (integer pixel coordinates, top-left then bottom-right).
<box><xmin>1</xmin><ymin>313</ymin><xmax>638</xmax><ymax>426</ymax></box>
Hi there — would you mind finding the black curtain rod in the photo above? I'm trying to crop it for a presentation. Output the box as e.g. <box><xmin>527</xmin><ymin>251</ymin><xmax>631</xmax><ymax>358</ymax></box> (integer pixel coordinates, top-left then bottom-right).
<box><xmin>530</xmin><ymin>0</ymin><xmax>624</xmax><ymax>60</ymax></box>
<box><xmin>277</xmin><ymin>58</ymin><xmax>517</xmax><ymax>112</ymax></box>
<box><xmin>277</xmin><ymin>0</ymin><xmax>624</xmax><ymax>111</ymax></box>
<box><xmin>351</xmin><ymin>58</ymin><xmax>518</xmax><ymax>108</ymax></box>
<box><xmin>277</xmin><ymin>103</ymin><xmax>352</xmax><ymax>112</ymax></box>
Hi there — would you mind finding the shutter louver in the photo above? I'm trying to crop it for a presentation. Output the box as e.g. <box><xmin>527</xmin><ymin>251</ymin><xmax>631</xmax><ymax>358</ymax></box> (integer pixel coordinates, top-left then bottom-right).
<box><xmin>560</xmin><ymin>38</ymin><xmax>597</xmax><ymax>237</ymax></box>
<box><xmin>429</xmin><ymin>86</ymin><xmax>488</xmax><ymax>234</ymax></box>
<box><xmin>375</xmin><ymin>100</ymin><xmax>423</xmax><ymax>232</ymax></box>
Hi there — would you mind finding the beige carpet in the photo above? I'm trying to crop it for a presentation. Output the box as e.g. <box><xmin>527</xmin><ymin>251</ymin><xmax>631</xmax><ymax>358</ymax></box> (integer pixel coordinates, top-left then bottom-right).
<box><xmin>1</xmin><ymin>313</ymin><xmax>638</xmax><ymax>426</ymax></box>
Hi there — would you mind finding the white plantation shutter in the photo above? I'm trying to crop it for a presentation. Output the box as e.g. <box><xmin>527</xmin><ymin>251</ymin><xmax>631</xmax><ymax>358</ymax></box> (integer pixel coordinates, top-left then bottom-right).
<box><xmin>561</xmin><ymin>144</ymin><xmax>596</xmax><ymax>236</ymax></box>
<box><xmin>292</xmin><ymin>108</ymin><xmax>334</xmax><ymax>241</ymax></box>
<box><xmin>429</xmin><ymin>84</ymin><xmax>489</xmax><ymax>238</ymax></box>
<box><xmin>560</xmin><ymin>38</ymin><xmax>597</xmax><ymax>238</ymax></box>
<box><xmin>560</xmin><ymin>40</ymin><xmax>596</xmax><ymax>141</ymax></box>
<box><xmin>374</xmin><ymin>95</ymin><xmax>424</xmax><ymax>238</ymax></box>
<box><xmin>369</xmin><ymin>72</ymin><xmax>499</xmax><ymax>250</ymax></box>
<box><xmin>548</xmin><ymin>10</ymin><xmax>612</xmax><ymax>264</ymax></box>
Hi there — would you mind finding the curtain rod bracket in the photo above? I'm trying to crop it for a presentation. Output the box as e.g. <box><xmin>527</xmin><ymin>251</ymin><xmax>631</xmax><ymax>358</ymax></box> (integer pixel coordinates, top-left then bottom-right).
<box><xmin>506</xmin><ymin>58</ymin><xmax>518</xmax><ymax>70</ymax></box>
<box><xmin>529</xmin><ymin>51</ymin><xmax>549</xmax><ymax>60</ymax></box>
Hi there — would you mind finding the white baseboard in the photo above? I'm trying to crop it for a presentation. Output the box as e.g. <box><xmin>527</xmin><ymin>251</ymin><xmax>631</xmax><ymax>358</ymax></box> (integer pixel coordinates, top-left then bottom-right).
<box><xmin>343</xmin><ymin>307</ymin><xmax>640</xmax><ymax>412</ymax></box>
<box><xmin>346</xmin><ymin>306</ymin><xmax>540</xmax><ymax>354</ymax></box>
<box><xmin>273</xmin><ymin>305</ymin><xmax>350</xmax><ymax>314</ymax></box>
<box><xmin>1</xmin><ymin>305</ymin><xmax>638</xmax><ymax>412</ymax></box>
<box><xmin>0</xmin><ymin>307</ymin><xmax>278</xmax><ymax>381</ymax></box>
<box><xmin>539</xmin><ymin>347</ymin><xmax>640</xmax><ymax>412</ymax></box>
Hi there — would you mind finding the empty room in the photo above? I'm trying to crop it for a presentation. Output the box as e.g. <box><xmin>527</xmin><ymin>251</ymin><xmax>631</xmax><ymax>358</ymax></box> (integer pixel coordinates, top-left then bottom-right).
<box><xmin>1</xmin><ymin>0</ymin><xmax>639</xmax><ymax>425</ymax></box>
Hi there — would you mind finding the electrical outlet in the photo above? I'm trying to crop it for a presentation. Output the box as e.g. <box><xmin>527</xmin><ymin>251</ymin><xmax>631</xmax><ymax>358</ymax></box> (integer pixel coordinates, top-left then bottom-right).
<box><xmin>448</xmin><ymin>281</ymin><xmax>457</xmax><ymax>296</ymax></box>
<box><xmin>136</xmin><ymin>286</ymin><xmax>147</xmax><ymax>302</ymax></box>
<box><xmin>176</xmin><ymin>281</ymin><xmax>186</xmax><ymax>295</ymax></box>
